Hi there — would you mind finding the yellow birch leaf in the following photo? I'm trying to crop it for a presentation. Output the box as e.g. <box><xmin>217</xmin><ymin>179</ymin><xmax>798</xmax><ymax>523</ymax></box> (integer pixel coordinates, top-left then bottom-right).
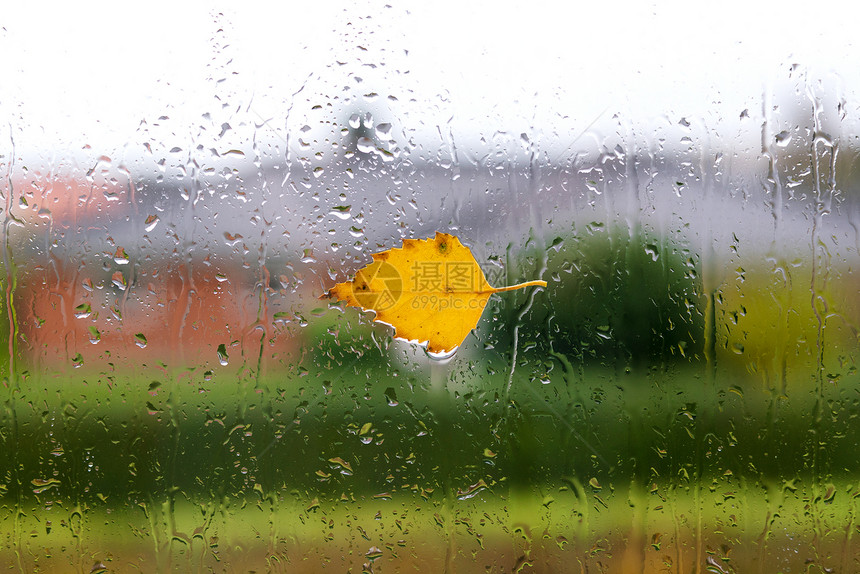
<box><xmin>323</xmin><ymin>232</ymin><xmax>547</xmax><ymax>354</ymax></box>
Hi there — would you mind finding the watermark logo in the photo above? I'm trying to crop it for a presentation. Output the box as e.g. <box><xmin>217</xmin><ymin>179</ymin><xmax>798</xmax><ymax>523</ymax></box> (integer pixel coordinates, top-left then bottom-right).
<box><xmin>350</xmin><ymin>261</ymin><xmax>506</xmax><ymax>311</ymax></box>
<box><xmin>409</xmin><ymin>261</ymin><xmax>477</xmax><ymax>292</ymax></box>
<box><xmin>352</xmin><ymin>261</ymin><xmax>403</xmax><ymax>311</ymax></box>
<box><xmin>411</xmin><ymin>294</ymin><xmax>488</xmax><ymax>312</ymax></box>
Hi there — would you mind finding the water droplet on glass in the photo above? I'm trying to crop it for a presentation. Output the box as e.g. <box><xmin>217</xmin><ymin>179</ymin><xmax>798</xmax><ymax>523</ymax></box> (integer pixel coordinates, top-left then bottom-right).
<box><xmin>644</xmin><ymin>244</ymin><xmax>659</xmax><ymax>261</ymax></box>
<box><xmin>301</xmin><ymin>249</ymin><xmax>316</xmax><ymax>264</ymax></box>
<box><xmin>547</xmin><ymin>236</ymin><xmax>564</xmax><ymax>252</ymax></box>
<box><xmin>113</xmin><ymin>247</ymin><xmax>129</xmax><ymax>265</ymax></box>
<box><xmin>365</xmin><ymin>546</ymin><xmax>383</xmax><ymax>560</ymax></box>
<box><xmin>384</xmin><ymin>387</ymin><xmax>398</xmax><ymax>406</ymax></box>
<box><xmin>456</xmin><ymin>479</ymin><xmax>489</xmax><ymax>500</ymax></box>
<box><xmin>31</xmin><ymin>478</ymin><xmax>61</xmax><ymax>494</ymax></box>
<box><xmin>74</xmin><ymin>303</ymin><xmax>92</xmax><ymax>319</ymax></box>
<box><xmin>217</xmin><ymin>344</ymin><xmax>229</xmax><ymax>366</ymax></box>
<box><xmin>356</xmin><ymin>137</ymin><xmax>375</xmax><ymax>153</ymax></box>
<box><xmin>330</xmin><ymin>205</ymin><xmax>352</xmax><ymax>220</ymax></box>
<box><xmin>775</xmin><ymin>130</ymin><xmax>791</xmax><ymax>147</ymax></box>
<box><xmin>426</xmin><ymin>347</ymin><xmax>458</xmax><ymax>362</ymax></box>
<box><xmin>375</xmin><ymin>123</ymin><xmax>392</xmax><ymax>140</ymax></box>
<box><xmin>144</xmin><ymin>214</ymin><xmax>159</xmax><ymax>232</ymax></box>
<box><xmin>328</xmin><ymin>457</ymin><xmax>354</xmax><ymax>475</ymax></box>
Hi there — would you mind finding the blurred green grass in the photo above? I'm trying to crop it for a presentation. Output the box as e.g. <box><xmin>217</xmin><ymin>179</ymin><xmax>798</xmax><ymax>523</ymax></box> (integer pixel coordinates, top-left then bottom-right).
<box><xmin>3</xmin><ymin>473</ymin><xmax>858</xmax><ymax>572</ymax></box>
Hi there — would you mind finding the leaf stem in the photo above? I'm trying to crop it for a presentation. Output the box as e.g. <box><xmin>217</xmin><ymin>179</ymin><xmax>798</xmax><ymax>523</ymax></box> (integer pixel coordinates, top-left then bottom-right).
<box><xmin>492</xmin><ymin>280</ymin><xmax>547</xmax><ymax>293</ymax></box>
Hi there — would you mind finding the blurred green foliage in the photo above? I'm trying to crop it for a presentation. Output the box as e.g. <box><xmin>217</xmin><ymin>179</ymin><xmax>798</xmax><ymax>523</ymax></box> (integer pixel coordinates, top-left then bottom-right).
<box><xmin>526</xmin><ymin>224</ymin><xmax>704</xmax><ymax>368</ymax></box>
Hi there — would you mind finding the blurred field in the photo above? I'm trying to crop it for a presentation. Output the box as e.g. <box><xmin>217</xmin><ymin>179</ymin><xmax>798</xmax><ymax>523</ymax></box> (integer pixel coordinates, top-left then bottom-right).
<box><xmin>2</xmin><ymin>345</ymin><xmax>859</xmax><ymax>573</ymax></box>
<box><xmin>3</xmin><ymin>472</ymin><xmax>859</xmax><ymax>572</ymax></box>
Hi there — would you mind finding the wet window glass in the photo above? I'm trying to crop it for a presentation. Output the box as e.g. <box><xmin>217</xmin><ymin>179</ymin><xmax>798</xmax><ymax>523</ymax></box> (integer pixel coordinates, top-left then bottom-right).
<box><xmin>1</xmin><ymin>3</ymin><xmax>859</xmax><ymax>572</ymax></box>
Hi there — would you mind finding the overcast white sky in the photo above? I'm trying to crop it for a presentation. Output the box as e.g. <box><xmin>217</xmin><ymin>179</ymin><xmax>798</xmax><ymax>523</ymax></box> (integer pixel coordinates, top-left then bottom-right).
<box><xmin>2</xmin><ymin>0</ymin><xmax>859</xmax><ymax>158</ymax></box>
